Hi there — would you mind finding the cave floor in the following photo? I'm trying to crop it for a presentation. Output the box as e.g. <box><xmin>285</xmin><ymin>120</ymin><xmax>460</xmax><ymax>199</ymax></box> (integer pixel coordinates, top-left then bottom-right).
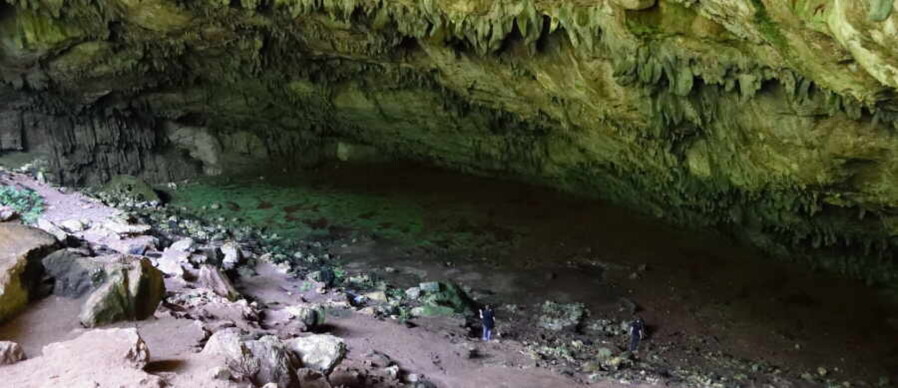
<box><xmin>171</xmin><ymin>162</ymin><xmax>898</xmax><ymax>385</ymax></box>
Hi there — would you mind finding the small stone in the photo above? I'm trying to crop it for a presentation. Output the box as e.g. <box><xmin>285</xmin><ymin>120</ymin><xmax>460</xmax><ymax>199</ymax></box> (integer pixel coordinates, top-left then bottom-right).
<box><xmin>384</xmin><ymin>365</ymin><xmax>400</xmax><ymax>379</ymax></box>
<box><xmin>817</xmin><ymin>367</ymin><xmax>828</xmax><ymax>376</ymax></box>
<box><xmin>210</xmin><ymin>203</ymin><xmax>222</xmax><ymax>210</ymax></box>
<box><xmin>0</xmin><ymin>341</ymin><xmax>25</xmax><ymax>365</ymax></box>
<box><xmin>384</xmin><ymin>267</ymin><xmax>396</xmax><ymax>273</ymax></box>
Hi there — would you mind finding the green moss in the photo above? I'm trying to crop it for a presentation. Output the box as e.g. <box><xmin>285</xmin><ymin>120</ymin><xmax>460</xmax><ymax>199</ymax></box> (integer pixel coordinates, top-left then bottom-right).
<box><xmin>0</xmin><ymin>185</ymin><xmax>44</xmax><ymax>224</ymax></box>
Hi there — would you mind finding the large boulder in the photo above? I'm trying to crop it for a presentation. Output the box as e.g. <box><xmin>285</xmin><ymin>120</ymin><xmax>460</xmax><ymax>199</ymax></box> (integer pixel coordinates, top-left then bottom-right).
<box><xmin>79</xmin><ymin>255</ymin><xmax>165</xmax><ymax>327</ymax></box>
<box><xmin>198</xmin><ymin>264</ymin><xmax>240</xmax><ymax>301</ymax></box>
<box><xmin>286</xmin><ymin>334</ymin><xmax>346</xmax><ymax>374</ymax></box>
<box><xmin>415</xmin><ymin>282</ymin><xmax>475</xmax><ymax>316</ymax></box>
<box><xmin>202</xmin><ymin>329</ymin><xmax>299</xmax><ymax>387</ymax></box>
<box><xmin>2</xmin><ymin>328</ymin><xmax>163</xmax><ymax>387</ymax></box>
<box><xmin>0</xmin><ymin>341</ymin><xmax>25</xmax><ymax>365</ymax></box>
<box><xmin>42</xmin><ymin>249</ymin><xmax>106</xmax><ymax>297</ymax></box>
<box><xmin>0</xmin><ymin>224</ymin><xmax>57</xmax><ymax>322</ymax></box>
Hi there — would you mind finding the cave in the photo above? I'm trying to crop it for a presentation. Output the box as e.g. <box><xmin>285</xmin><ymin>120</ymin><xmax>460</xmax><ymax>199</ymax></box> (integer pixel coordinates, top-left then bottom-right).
<box><xmin>0</xmin><ymin>0</ymin><xmax>896</xmax><ymax>387</ymax></box>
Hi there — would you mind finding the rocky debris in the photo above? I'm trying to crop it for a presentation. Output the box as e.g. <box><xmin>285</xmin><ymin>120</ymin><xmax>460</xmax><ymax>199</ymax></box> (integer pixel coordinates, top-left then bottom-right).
<box><xmin>79</xmin><ymin>255</ymin><xmax>165</xmax><ymax>327</ymax></box>
<box><xmin>42</xmin><ymin>249</ymin><xmax>106</xmax><ymax>297</ymax></box>
<box><xmin>199</xmin><ymin>264</ymin><xmax>241</xmax><ymax>301</ymax></box>
<box><xmin>0</xmin><ymin>223</ymin><xmax>58</xmax><ymax>322</ymax></box>
<box><xmin>101</xmin><ymin>175</ymin><xmax>161</xmax><ymax>204</ymax></box>
<box><xmin>0</xmin><ymin>340</ymin><xmax>25</xmax><ymax>365</ymax></box>
<box><xmin>102</xmin><ymin>216</ymin><xmax>152</xmax><ymax>236</ymax></box>
<box><xmin>0</xmin><ymin>205</ymin><xmax>18</xmax><ymax>222</ymax></box>
<box><xmin>2</xmin><ymin>328</ymin><xmax>163</xmax><ymax>387</ymax></box>
<box><xmin>538</xmin><ymin>301</ymin><xmax>587</xmax><ymax>332</ymax></box>
<box><xmin>286</xmin><ymin>334</ymin><xmax>347</xmax><ymax>373</ymax></box>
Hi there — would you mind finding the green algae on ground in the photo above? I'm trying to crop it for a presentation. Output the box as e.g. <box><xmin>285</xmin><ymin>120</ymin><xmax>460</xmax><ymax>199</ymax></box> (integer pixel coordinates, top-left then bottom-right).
<box><xmin>168</xmin><ymin>169</ymin><xmax>524</xmax><ymax>255</ymax></box>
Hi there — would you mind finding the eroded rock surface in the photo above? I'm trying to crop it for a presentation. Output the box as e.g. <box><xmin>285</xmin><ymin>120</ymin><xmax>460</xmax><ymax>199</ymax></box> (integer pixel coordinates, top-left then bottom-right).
<box><xmin>0</xmin><ymin>224</ymin><xmax>57</xmax><ymax>322</ymax></box>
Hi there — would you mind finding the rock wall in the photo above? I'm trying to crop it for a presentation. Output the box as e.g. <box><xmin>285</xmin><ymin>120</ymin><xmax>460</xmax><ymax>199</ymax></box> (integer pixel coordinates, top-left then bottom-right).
<box><xmin>2</xmin><ymin>0</ymin><xmax>898</xmax><ymax>283</ymax></box>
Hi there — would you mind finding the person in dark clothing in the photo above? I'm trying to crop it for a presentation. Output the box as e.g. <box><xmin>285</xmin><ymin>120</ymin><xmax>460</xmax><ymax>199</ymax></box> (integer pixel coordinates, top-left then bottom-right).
<box><xmin>628</xmin><ymin>317</ymin><xmax>646</xmax><ymax>351</ymax></box>
<box><xmin>479</xmin><ymin>305</ymin><xmax>495</xmax><ymax>341</ymax></box>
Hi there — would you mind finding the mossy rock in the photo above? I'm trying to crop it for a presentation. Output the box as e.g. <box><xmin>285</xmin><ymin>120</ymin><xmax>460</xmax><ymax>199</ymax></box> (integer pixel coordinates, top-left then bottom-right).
<box><xmin>419</xmin><ymin>282</ymin><xmax>475</xmax><ymax>315</ymax></box>
<box><xmin>101</xmin><ymin>175</ymin><xmax>161</xmax><ymax>204</ymax></box>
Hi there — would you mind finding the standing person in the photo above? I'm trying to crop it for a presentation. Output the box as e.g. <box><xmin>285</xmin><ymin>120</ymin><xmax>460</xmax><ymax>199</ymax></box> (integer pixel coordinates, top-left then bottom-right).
<box><xmin>479</xmin><ymin>305</ymin><xmax>495</xmax><ymax>341</ymax></box>
<box><xmin>628</xmin><ymin>317</ymin><xmax>646</xmax><ymax>351</ymax></box>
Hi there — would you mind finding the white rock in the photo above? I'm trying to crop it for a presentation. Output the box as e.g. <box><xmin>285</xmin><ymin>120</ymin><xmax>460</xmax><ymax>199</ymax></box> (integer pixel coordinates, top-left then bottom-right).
<box><xmin>0</xmin><ymin>341</ymin><xmax>25</xmax><ymax>365</ymax></box>
<box><xmin>156</xmin><ymin>249</ymin><xmax>190</xmax><ymax>277</ymax></box>
<box><xmin>169</xmin><ymin>238</ymin><xmax>196</xmax><ymax>252</ymax></box>
<box><xmin>286</xmin><ymin>334</ymin><xmax>346</xmax><ymax>373</ymax></box>
<box><xmin>220</xmin><ymin>242</ymin><xmax>242</xmax><ymax>270</ymax></box>
<box><xmin>59</xmin><ymin>219</ymin><xmax>87</xmax><ymax>233</ymax></box>
<box><xmin>0</xmin><ymin>206</ymin><xmax>18</xmax><ymax>222</ymax></box>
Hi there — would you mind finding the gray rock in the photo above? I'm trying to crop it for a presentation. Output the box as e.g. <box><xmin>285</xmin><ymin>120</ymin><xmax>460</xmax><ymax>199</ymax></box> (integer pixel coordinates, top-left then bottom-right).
<box><xmin>79</xmin><ymin>255</ymin><xmax>166</xmax><ymax>327</ymax></box>
<box><xmin>404</xmin><ymin>287</ymin><xmax>421</xmax><ymax>300</ymax></box>
<box><xmin>286</xmin><ymin>334</ymin><xmax>346</xmax><ymax>373</ymax></box>
<box><xmin>0</xmin><ymin>341</ymin><xmax>25</xmax><ymax>365</ymax></box>
<box><xmin>42</xmin><ymin>249</ymin><xmax>106</xmax><ymax>298</ymax></box>
<box><xmin>198</xmin><ymin>265</ymin><xmax>240</xmax><ymax>301</ymax></box>
<box><xmin>0</xmin><ymin>224</ymin><xmax>58</xmax><ymax>322</ymax></box>
<box><xmin>418</xmin><ymin>281</ymin><xmax>440</xmax><ymax>293</ymax></box>
<box><xmin>286</xmin><ymin>305</ymin><xmax>324</xmax><ymax>330</ymax></box>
